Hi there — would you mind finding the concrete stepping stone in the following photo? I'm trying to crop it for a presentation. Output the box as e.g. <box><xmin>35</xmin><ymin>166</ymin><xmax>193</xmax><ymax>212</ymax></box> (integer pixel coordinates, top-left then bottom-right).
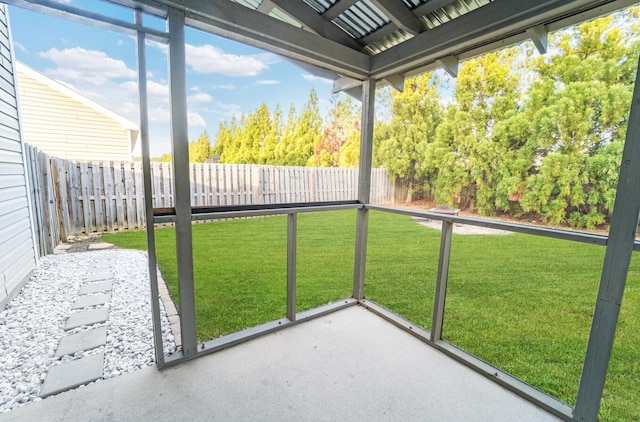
<box><xmin>88</xmin><ymin>242</ymin><xmax>113</xmax><ymax>250</ymax></box>
<box><xmin>53</xmin><ymin>244</ymin><xmax>72</xmax><ymax>254</ymax></box>
<box><xmin>72</xmin><ymin>293</ymin><xmax>111</xmax><ymax>309</ymax></box>
<box><xmin>85</xmin><ymin>272</ymin><xmax>113</xmax><ymax>282</ymax></box>
<box><xmin>39</xmin><ymin>352</ymin><xmax>104</xmax><ymax>398</ymax></box>
<box><xmin>56</xmin><ymin>327</ymin><xmax>107</xmax><ymax>357</ymax></box>
<box><xmin>79</xmin><ymin>280</ymin><xmax>113</xmax><ymax>295</ymax></box>
<box><xmin>65</xmin><ymin>308</ymin><xmax>109</xmax><ymax>331</ymax></box>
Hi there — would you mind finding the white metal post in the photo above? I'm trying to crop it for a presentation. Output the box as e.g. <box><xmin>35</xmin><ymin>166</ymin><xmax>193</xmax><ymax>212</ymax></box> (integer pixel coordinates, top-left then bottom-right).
<box><xmin>353</xmin><ymin>78</ymin><xmax>375</xmax><ymax>300</ymax></box>
<box><xmin>431</xmin><ymin>220</ymin><xmax>453</xmax><ymax>341</ymax></box>
<box><xmin>167</xmin><ymin>8</ymin><xmax>197</xmax><ymax>357</ymax></box>
<box><xmin>574</xmin><ymin>56</ymin><xmax>640</xmax><ymax>421</ymax></box>
<box><xmin>136</xmin><ymin>11</ymin><xmax>165</xmax><ymax>367</ymax></box>
<box><xmin>287</xmin><ymin>213</ymin><xmax>297</xmax><ymax>321</ymax></box>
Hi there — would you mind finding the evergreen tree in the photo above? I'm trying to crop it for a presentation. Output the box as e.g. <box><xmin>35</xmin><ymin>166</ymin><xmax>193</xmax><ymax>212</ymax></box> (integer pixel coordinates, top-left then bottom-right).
<box><xmin>519</xmin><ymin>14</ymin><xmax>639</xmax><ymax>227</ymax></box>
<box><xmin>375</xmin><ymin>72</ymin><xmax>442</xmax><ymax>202</ymax></box>
<box><xmin>188</xmin><ymin>130</ymin><xmax>214</xmax><ymax>163</ymax></box>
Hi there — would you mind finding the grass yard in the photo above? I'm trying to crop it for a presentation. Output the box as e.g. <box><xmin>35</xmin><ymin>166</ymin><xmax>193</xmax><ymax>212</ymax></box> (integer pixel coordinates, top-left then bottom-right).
<box><xmin>102</xmin><ymin>209</ymin><xmax>640</xmax><ymax>421</ymax></box>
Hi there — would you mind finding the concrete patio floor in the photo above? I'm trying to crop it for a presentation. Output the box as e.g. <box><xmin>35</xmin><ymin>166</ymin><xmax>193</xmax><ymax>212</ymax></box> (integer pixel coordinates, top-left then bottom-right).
<box><xmin>0</xmin><ymin>306</ymin><xmax>560</xmax><ymax>422</ymax></box>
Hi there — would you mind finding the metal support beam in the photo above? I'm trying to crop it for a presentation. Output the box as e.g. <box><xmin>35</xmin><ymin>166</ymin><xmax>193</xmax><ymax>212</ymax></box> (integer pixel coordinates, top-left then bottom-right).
<box><xmin>257</xmin><ymin>0</ymin><xmax>275</xmax><ymax>13</ymax></box>
<box><xmin>574</xmin><ymin>56</ymin><xmax>640</xmax><ymax>421</ymax></box>
<box><xmin>431</xmin><ymin>221</ymin><xmax>453</xmax><ymax>341</ymax></box>
<box><xmin>436</xmin><ymin>55</ymin><xmax>459</xmax><ymax>78</ymax></box>
<box><xmin>167</xmin><ymin>8</ymin><xmax>198</xmax><ymax>357</ymax></box>
<box><xmin>384</xmin><ymin>74</ymin><xmax>405</xmax><ymax>92</ymax></box>
<box><xmin>322</xmin><ymin>0</ymin><xmax>358</xmax><ymax>20</ymax></box>
<box><xmin>333</xmin><ymin>76</ymin><xmax>363</xmax><ymax>94</ymax></box>
<box><xmin>526</xmin><ymin>24</ymin><xmax>548</xmax><ymax>54</ymax></box>
<box><xmin>287</xmin><ymin>213</ymin><xmax>297</xmax><ymax>321</ymax></box>
<box><xmin>270</xmin><ymin>0</ymin><xmax>362</xmax><ymax>49</ymax></box>
<box><xmin>160</xmin><ymin>0</ymin><xmax>370</xmax><ymax>79</ymax></box>
<box><xmin>352</xmin><ymin>79</ymin><xmax>375</xmax><ymax>300</ymax></box>
<box><xmin>5</xmin><ymin>0</ymin><xmax>169</xmax><ymax>43</ymax></box>
<box><xmin>371</xmin><ymin>0</ymin><xmax>631</xmax><ymax>79</ymax></box>
<box><xmin>371</xmin><ymin>0</ymin><xmax>423</xmax><ymax>35</ymax></box>
<box><xmin>344</xmin><ymin>86</ymin><xmax>363</xmax><ymax>100</ymax></box>
<box><xmin>136</xmin><ymin>11</ymin><xmax>165</xmax><ymax>368</ymax></box>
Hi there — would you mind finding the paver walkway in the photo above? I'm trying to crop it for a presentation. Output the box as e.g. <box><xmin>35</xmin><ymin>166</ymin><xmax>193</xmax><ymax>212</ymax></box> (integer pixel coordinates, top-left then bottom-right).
<box><xmin>39</xmin><ymin>270</ymin><xmax>114</xmax><ymax>398</ymax></box>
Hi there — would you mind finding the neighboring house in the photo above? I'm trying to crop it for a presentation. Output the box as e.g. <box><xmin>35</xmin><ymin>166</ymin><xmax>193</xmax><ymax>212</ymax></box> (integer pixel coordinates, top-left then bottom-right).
<box><xmin>0</xmin><ymin>5</ymin><xmax>38</xmax><ymax>308</ymax></box>
<box><xmin>15</xmin><ymin>61</ymin><xmax>139</xmax><ymax>161</ymax></box>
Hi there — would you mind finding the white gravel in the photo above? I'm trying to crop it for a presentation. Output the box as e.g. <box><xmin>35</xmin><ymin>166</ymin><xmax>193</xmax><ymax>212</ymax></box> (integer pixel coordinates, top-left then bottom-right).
<box><xmin>0</xmin><ymin>250</ymin><xmax>176</xmax><ymax>413</ymax></box>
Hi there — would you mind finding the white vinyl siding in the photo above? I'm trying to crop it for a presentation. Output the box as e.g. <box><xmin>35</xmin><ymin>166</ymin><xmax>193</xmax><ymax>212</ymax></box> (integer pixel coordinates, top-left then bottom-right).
<box><xmin>0</xmin><ymin>4</ymin><xmax>37</xmax><ymax>308</ymax></box>
<box><xmin>16</xmin><ymin>65</ymin><xmax>134</xmax><ymax>161</ymax></box>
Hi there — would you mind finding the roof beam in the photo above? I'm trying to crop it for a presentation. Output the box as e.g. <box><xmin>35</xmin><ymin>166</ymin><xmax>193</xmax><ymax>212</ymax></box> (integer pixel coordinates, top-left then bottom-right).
<box><xmin>371</xmin><ymin>0</ymin><xmax>423</xmax><ymax>35</ymax></box>
<box><xmin>323</xmin><ymin>0</ymin><xmax>358</xmax><ymax>20</ymax></box>
<box><xmin>149</xmin><ymin>0</ymin><xmax>370</xmax><ymax>78</ymax></box>
<box><xmin>270</xmin><ymin>0</ymin><xmax>362</xmax><ymax>49</ymax></box>
<box><xmin>360</xmin><ymin>21</ymin><xmax>399</xmax><ymax>45</ymax></box>
<box><xmin>526</xmin><ymin>24</ymin><xmax>549</xmax><ymax>54</ymax></box>
<box><xmin>257</xmin><ymin>0</ymin><xmax>275</xmax><ymax>13</ymax></box>
<box><xmin>371</xmin><ymin>0</ymin><xmax>630</xmax><ymax>79</ymax></box>
<box><xmin>413</xmin><ymin>0</ymin><xmax>458</xmax><ymax>17</ymax></box>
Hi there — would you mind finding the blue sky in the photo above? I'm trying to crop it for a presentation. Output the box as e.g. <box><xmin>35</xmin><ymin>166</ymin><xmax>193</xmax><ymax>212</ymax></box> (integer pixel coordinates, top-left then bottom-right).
<box><xmin>8</xmin><ymin>2</ymin><xmax>339</xmax><ymax>157</ymax></box>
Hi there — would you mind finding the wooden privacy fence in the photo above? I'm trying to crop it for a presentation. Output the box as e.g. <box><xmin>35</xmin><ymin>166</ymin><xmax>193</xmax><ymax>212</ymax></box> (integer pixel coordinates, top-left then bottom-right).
<box><xmin>25</xmin><ymin>145</ymin><xmax>396</xmax><ymax>252</ymax></box>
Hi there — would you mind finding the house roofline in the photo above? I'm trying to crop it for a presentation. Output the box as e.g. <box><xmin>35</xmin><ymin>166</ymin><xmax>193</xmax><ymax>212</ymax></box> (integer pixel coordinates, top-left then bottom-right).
<box><xmin>15</xmin><ymin>60</ymin><xmax>139</xmax><ymax>133</ymax></box>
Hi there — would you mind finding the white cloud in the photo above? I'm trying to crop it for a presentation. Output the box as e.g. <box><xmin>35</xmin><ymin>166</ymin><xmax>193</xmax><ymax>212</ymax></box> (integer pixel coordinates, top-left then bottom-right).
<box><xmin>302</xmin><ymin>73</ymin><xmax>333</xmax><ymax>84</ymax></box>
<box><xmin>39</xmin><ymin>47</ymin><xmax>136</xmax><ymax>85</ymax></box>
<box><xmin>256</xmin><ymin>80</ymin><xmax>281</xmax><ymax>86</ymax></box>
<box><xmin>214</xmin><ymin>83</ymin><xmax>236</xmax><ymax>90</ymax></box>
<box><xmin>14</xmin><ymin>42</ymin><xmax>27</xmax><ymax>53</ymax></box>
<box><xmin>185</xmin><ymin>44</ymin><xmax>269</xmax><ymax>76</ymax></box>
<box><xmin>188</xmin><ymin>92</ymin><xmax>213</xmax><ymax>103</ymax></box>
<box><xmin>148</xmin><ymin>41</ymin><xmax>273</xmax><ymax>77</ymax></box>
<box><xmin>188</xmin><ymin>112</ymin><xmax>206</xmax><ymax>127</ymax></box>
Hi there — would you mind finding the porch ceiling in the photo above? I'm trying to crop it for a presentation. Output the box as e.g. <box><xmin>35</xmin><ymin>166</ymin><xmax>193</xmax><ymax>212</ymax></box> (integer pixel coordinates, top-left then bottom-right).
<box><xmin>105</xmin><ymin>0</ymin><xmax>637</xmax><ymax>80</ymax></box>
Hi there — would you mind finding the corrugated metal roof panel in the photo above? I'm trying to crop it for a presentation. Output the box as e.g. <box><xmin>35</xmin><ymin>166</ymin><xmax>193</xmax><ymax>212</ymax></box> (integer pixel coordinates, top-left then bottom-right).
<box><xmin>363</xmin><ymin>0</ymin><xmax>492</xmax><ymax>53</ymax></box>
<box><xmin>304</xmin><ymin>0</ymin><xmax>334</xmax><ymax>14</ymax></box>
<box><xmin>232</xmin><ymin>0</ymin><xmax>262</xmax><ymax>10</ymax></box>
<box><xmin>420</xmin><ymin>0</ymin><xmax>492</xmax><ymax>28</ymax></box>
<box><xmin>231</xmin><ymin>0</ymin><xmax>493</xmax><ymax>55</ymax></box>
<box><xmin>334</xmin><ymin>0</ymin><xmax>390</xmax><ymax>38</ymax></box>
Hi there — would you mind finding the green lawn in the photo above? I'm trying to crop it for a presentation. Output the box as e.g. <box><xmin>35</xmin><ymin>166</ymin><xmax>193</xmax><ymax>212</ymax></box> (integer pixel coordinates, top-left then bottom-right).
<box><xmin>102</xmin><ymin>209</ymin><xmax>639</xmax><ymax>421</ymax></box>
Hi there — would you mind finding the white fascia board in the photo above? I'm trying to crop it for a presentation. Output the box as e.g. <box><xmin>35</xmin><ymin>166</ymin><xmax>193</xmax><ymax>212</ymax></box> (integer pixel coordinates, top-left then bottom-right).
<box><xmin>370</xmin><ymin>0</ymin><xmax>632</xmax><ymax>79</ymax></box>
<box><xmin>16</xmin><ymin>61</ymin><xmax>139</xmax><ymax>131</ymax></box>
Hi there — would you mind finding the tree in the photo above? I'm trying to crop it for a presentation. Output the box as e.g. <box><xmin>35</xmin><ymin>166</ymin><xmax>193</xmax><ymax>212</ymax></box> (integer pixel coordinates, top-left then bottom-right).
<box><xmin>309</xmin><ymin>96</ymin><xmax>360</xmax><ymax>167</ymax></box>
<box><xmin>375</xmin><ymin>72</ymin><xmax>442</xmax><ymax>202</ymax></box>
<box><xmin>188</xmin><ymin>130</ymin><xmax>214</xmax><ymax>163</ymax></box>
<box><xmin>433</xmin><ymin>49</ymin><xmax>521</xmax><ymax>214</ymax></box>
<box><xmin>519</xmin><ymin>14</ymin><xmax>639</xmax><ymax>227</ymax></box>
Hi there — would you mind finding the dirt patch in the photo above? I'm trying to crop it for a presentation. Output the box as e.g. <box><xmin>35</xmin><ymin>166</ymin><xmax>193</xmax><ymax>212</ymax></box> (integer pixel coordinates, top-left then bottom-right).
<box><xmin>398</xmin><ymin>199</ymin><xmax>612</xmax><ymax>237</ymax></box>
<box><xmin>55</xmin><ymin>235</ymin><xmax>112</xmax><ymax>253</ymax></box>
<box><xmin>412</xmin><ymin>217</ymin><xmax>512</xmax><ymax>235</ymax></box>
